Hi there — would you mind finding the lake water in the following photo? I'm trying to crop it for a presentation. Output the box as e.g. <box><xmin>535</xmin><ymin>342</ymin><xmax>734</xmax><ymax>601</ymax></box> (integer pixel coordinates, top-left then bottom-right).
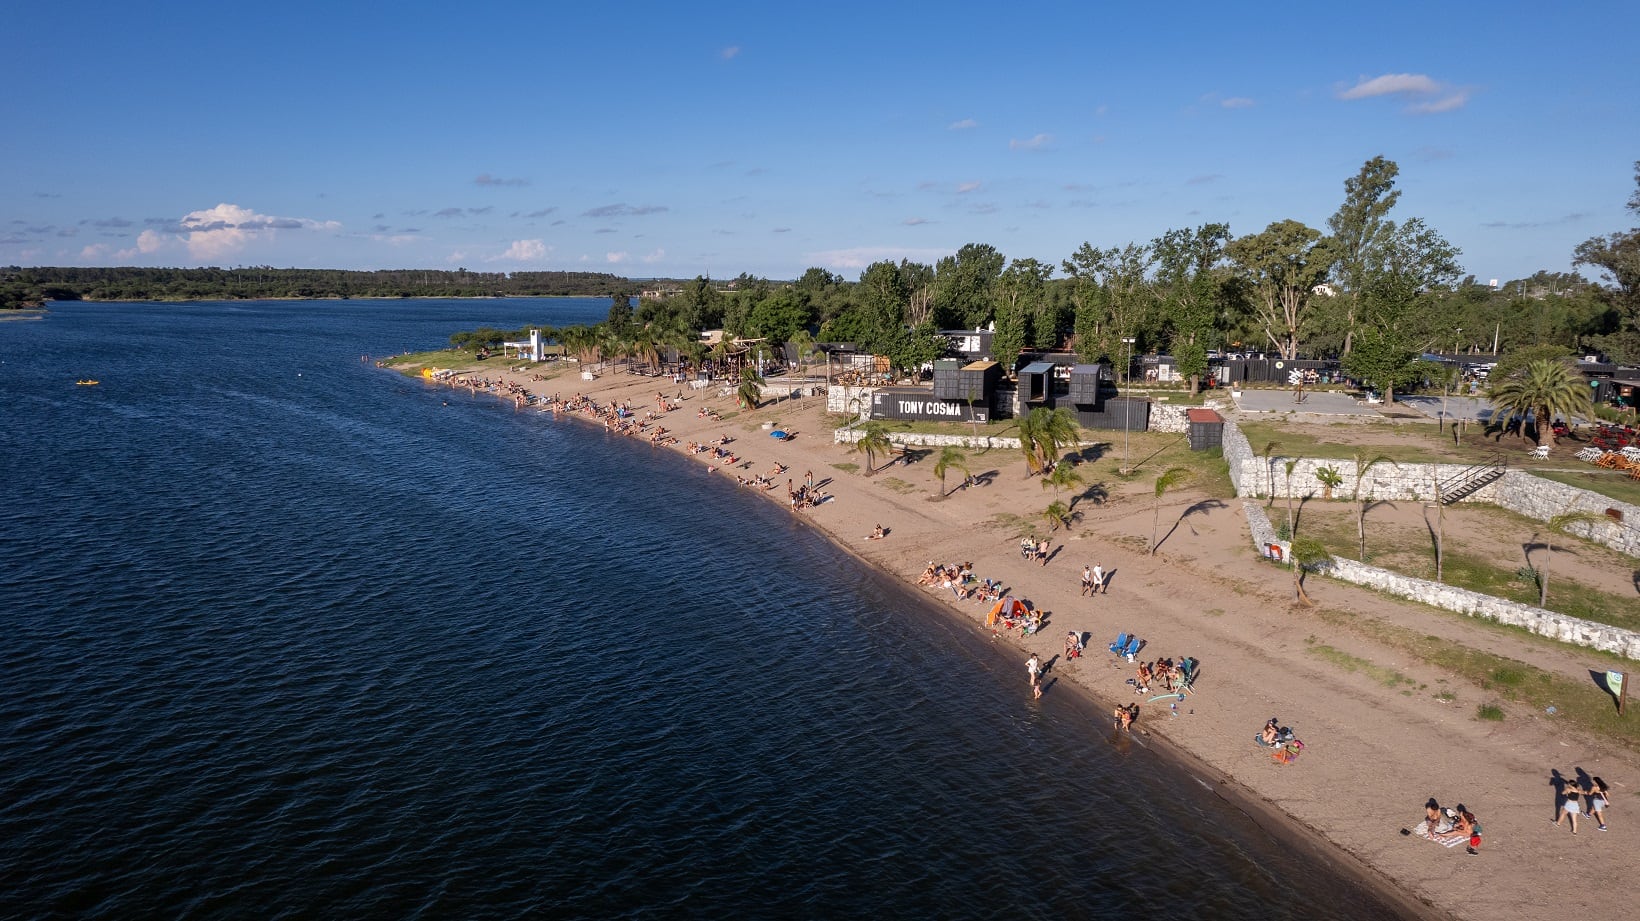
<box><xmin>0</xmin><ymin>299</ymin><xmax>1415</xmax><ymax>918</ymax></box>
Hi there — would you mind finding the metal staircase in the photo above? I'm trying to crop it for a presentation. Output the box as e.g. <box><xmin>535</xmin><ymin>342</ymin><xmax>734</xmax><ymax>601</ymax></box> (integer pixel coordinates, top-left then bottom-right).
<box><xmin>1439</xmin><ymin>454</ymin><xmax>1507</xmax><ymax>505</ymax></box>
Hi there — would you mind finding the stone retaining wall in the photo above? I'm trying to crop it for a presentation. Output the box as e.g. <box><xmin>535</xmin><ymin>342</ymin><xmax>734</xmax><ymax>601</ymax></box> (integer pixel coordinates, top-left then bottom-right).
<box><xmin>1217</xmin><ymin>415</ymin><xmax>1640</xmax><ymax>658</ymax></box>
<box><xmin>825</xmin><ymin>385</ymin><xmax>875</xmax><ymax>417</ymax></box>
<box><xmin>1231</xmin><ymin>455</ymin><xmax>1505</xmax><ymax>504</ymax></box>
<box><xmin>832</xmin><ymin>425</ymin><xmax>1024</xmax><ymax>451</ymax></box>
<box><xmin>1493</xmin><ymin>470</ymin><xmax>1640</xmax><ymax>556</ymax></box>
<box><xmin>1149</xmin><ymin>402</ymin><xmax>1190</xmax><ymax>433</ymax></box>
<box><xmin>1324</xmin><ymin>557</ymin><xmax>1640</xmax><ymax>660</ymax></box>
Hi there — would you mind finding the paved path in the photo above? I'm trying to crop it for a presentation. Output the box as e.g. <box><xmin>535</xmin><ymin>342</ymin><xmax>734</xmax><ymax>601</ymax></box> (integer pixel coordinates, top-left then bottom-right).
<box><xmin>1231</xmin><ymin>388</ymin><xmax>1377</xmax><ymax>416</ymax></box>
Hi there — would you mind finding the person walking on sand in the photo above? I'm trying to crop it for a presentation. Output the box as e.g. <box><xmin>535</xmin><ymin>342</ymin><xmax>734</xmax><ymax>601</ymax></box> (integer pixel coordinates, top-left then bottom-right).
<box><xmin>1080</xmin><ymin>565</ymin><xmax>1093</xmax><ymax>596</ymax></box>
<box><xmin>1091</xmin><ymin>563</ymin><xmax>1107</xmax><ymax>595</ymax></box>
<box><xmin>1037</xmin><ymin>538</ymin><xmax>1050</xmax><ymax>567</ymax></box>
<box><xmin>1555</xmin><ymin>784</ymin><xmax>1582</xmax><ymax>834</ymax></box>
<box><xmin>1586</xmin><ymin>776</ymin><xmax>1610</xmax><ymax>831</ymax></box>
<box><xmin>1026</xmin><ymin>653</ymin><xmax>1041</xmax><ymax>691</ymax></box>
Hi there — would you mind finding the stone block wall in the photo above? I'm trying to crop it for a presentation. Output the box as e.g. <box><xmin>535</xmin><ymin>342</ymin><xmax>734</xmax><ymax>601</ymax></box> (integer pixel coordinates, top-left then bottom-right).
<box><xmin>831</xmin><ymin>425</ymin><xmax>1024</xmax><ymax>451</ymax></box>
<box><xmin>826</xmin><ymin>385</ymin><xmax>875</xmax><ymax>417</ymax></box>
<box><xmin>1325</xmin><ymin>558</ymin><xmax>1640</xmax><ymax>660</ymax></box>
<box><xmin>1149</xmin><ymin>402</ymin><xmax>1190</xmax><ymax>433</ymax></box>
<box><xmin>1231</xmin><ymin>456</ymin><xmax>1504</xmax><ymax>504</ymax></box>
<box><xmin>1492</xmin><ymin>470</ymin><xmax>1640</xmax><ymax>556</ymax></box>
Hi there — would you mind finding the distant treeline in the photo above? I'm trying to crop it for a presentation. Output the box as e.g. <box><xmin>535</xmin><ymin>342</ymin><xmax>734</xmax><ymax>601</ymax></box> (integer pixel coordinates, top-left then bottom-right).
<box><xmin>0</xmin><ymin>266</ymin><xmax>638</xmax><ymax>306</ymax></box>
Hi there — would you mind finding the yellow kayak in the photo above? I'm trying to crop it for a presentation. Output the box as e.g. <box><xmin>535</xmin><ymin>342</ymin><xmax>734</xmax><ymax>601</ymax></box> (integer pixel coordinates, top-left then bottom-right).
<box><xmin>77</xmin><ymin>379</ymin><xmax>100</xmax><ymax>386</ymax></box>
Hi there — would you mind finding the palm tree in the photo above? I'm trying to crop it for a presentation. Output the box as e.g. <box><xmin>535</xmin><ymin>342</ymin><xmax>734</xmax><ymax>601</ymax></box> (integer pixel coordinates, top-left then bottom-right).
<box><xmin>1486</xmin><ymin>358</ymin><xmax>1593</xmax><ymax>448</ymax></box>
<box><xmin>849</xmin><ymin>422</ymin><xmax>893</xmax><ymax>475</ymax></box>
<box><xmin>1017</xmin><ymin>411</ymin><xmax>1045</xmax><ymax>475</ymax></box>
<box><xmin>789</xmin><ymin>330</ymin><xmax>816</xmax><ymax>375</ymax></box>
<box><xmin>932</xmin><ymin>446</ymin><xmax>969</xmax><ymax>497</ymax></box>
<box><xmin>1533</xmin><ymin>511</ymin><xmax>1607</xmax><ymax>608</ymax></box>
<box><xmin>1283</xmin><ymin>458</ymin><xmax>1299</xmax><ymax>538</ymax></box>
<box><xmin>558</xmin><ymin>324</ymin><xmax>598</xmax><ymax>367</ymax></box>
<box><xmin>1288</xmin><ymin>536</ymin><xmax>1331</xmax><ymax>606</ymax></box>
<box><xmin>1019</xmin><ymin>406</ymin><xmax>1080</xmax><ymax>475</ymax></box>
<box><xmin>1150</xmin><ymin>466</ymin><xmax>1191</xmax><ymax>555</ymax></box>
<box><xmin>1262</xmin><ymin>441</ymin><xmax>1281</xmax><ymax>507</ymax></box>
<box><xmin>1430</xmin><ymin>363</ymin><xmax>1461</xmax><ymax>435</ymax></box>
<box><xmin>736</xmin><ymin>378</ymin><xmax>761</xmax><ymax>409</ymax></box>
<box><xmin>1351</xmin><ymin>453</ymin><xmax>1393</xmax><ymax>561</ymax></box>
<box><xmin>1043</xmin><ymin>499</ymin><xmax>1075</xmax><ymax>532</ymax></box>
<box><xmin>1314</xmin><ymin>466</ymin><xmax>1343</xmax><ymax>500</ymax></box>
<box><xmin>1041</xmin><ymin>461</ymin><xmax>1085</xmax><ymax>495</ymax></box>
<box><xmin>629</xmin><ymin>326</ymin><xmax>660</xmax><ymax>371</ymax></box>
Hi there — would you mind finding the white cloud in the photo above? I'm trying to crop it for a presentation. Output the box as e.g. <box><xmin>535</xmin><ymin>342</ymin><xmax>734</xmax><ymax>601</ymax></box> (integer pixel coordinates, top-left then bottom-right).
<box><xmin>1337</xmin><ymin>73</ymin><xmax>1470</xmax><ymax>113</ymax></box>
<box><xmin>80</xmin><ymin>243</ymin><xmax>108</xmax><ymax>259</ymax></box>
<box><xmin>138</xmin><ymin>203</ymin><xmax>340</xmax><ymax>258</ymax></box>
<box><xmin>1221</xmin><ymin>97</ymin><xmax>1255</xmax><ymax>109</ymax></box>
<box><xmin>721</xmin><ymin>45</ymin><xmax>740</xmax><ymax>60</ymax></box>
<box><xmin>641</xmin><ymin>248</ymin><xmax>666</xmax><ymax>264</ymax></box>
<box><xmin>1009</xmin><ymin>133</ymin><xmax>1052</xmax><ymax>151</ymax></box>
<box><xmin>1408</xmin><ymin>91</ymin><xmax>1470</xmax><ymax>114</ymax></box>
<box><xmin>489</xmin><ymin>239</ymin><xmax>548</xmax><ymax>262</ymax></box>
<box><xmin>948</xmin><ymin>118</ymin><xmax>978</xmax><ymax>130</ymax></box>
<box><xmin>1339</xmin><ymin>73</ymin><xmax>1441</xmax><ymax>99</ymax></box>
<box><xmin>903</xmin><ymin>217</ymin><xmax>929</xmax><ymax>226</ymax></box>
<box><xmin>956</xmin><ymin>181</ymin><xmax>982</xmax><ymax>193</ymax></box>
<box><xmin>606</xmin><ymin>251</ymin><xmax>631</xmax><ymax>263</ymax></box>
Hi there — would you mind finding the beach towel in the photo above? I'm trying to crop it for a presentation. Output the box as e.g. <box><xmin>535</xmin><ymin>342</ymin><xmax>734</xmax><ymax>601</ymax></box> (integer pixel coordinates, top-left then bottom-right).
<box><xmin>1412</xmin><ymin>820</ymin><xmax>1464</xmax><ymax>846</ymax></box>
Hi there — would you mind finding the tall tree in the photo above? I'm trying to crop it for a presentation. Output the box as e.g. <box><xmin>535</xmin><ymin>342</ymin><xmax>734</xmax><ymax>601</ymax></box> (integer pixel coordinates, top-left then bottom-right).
<box><xmin>1227</xmin><ymin>220</ymin><xmax>1332</xmax><ymax>360</ymax></box>
<box><xmin>855</xmin><ymin>260</ymin><xmax>909</xmax><ymax>356</ymax></box>
<box><xmin>1327</xmin><ymin>156</ymin><xmax>1402</xmax><ymax>355</ymax></box>
<box><xmin>933</xmin><ymin>243</ymin><xmax>1006</xmax><ymax>330</ymax></box>
<box><xmin>1064</xmin><ymin>242</ymin><xmax>1154</xmax><ymax>366</ymax></box>
<box><xmin>1153</xmin><ymin>223</ymin><xmax>1231</xmax><ymax>394</ymax></box>
<box><xmin>1575</xmin><ymin>160</ymin><xmax>1640</xmax><ymax>362</ymax></box>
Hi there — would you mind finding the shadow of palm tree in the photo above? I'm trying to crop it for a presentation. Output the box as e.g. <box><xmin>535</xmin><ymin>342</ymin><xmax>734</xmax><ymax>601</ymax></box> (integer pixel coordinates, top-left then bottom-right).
<box><xmin>1071</xmin><ymin>481</ymin><xmax>1109</xmax><ymax>510</ymax></box>
<box><xmin>1156</xmin><ymin>499</ymin><xmax>1228</xmax><ymax>551</ymax></box>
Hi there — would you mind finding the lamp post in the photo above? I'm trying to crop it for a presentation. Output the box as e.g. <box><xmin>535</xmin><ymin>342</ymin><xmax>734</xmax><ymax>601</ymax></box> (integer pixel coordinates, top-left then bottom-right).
<box><xmin>1454</xmin><ymin>328</ymin><xmax>1462</xmax><ymax>356</ymax></box>
<box><xmin>1121</xmin><ymin>336</ymin><xmax>1137</xmax><ymax>474</ymax></box>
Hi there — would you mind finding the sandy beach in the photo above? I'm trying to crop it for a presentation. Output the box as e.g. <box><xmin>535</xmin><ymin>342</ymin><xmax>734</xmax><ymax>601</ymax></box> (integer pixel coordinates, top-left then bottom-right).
<box><xmin>426</xmin><ymin>361</ymin><xmax>1637</xmax><ymax>921</ymax></box>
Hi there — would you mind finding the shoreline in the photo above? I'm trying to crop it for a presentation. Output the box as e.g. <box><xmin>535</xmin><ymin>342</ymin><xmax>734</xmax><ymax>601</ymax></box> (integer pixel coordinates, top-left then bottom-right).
<box><xmin>406</xmin><ymin>361</ymin><xmax>1637</xmax><ymax>921</ymax></box>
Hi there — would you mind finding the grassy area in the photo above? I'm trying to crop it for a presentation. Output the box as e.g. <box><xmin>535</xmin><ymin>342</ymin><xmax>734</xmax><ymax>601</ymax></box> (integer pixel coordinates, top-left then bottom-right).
<box><xmin>875</xmin><ymin>476</ymin><xmax>921</xmax><ymax>495</ymax></box>
<box><xmin>1112</xmin><ymin>437</ymin><xmax>1234</xmax><ymax>497</ymax></box>
<box><xmin>1532</xmin><ymin>468</ymin><xmax>1640</xmax><ymax>508</ymax></box>
<box><xmin>379</xmin><ymin>348</ymin><xmax>484</xmax><ymax>374</ymax></box>
<box><xmin>1237</xmin><ymin>420</ymin><xmax>1467</xmax><ymax>465</ymax></box>
<box><xmin>1297</xmin><ymin>507</ymin><xmax>1640</xmax><ymax>632</ymax></box>
<box><xmin>1304</xmin><ymin>639</ymin><xmax>1418</xmax><ymax>689</ymax></box>
<box><xmin>1314</xmin><ymin>607</ymin><xmax>1640</xmax><ymax>748</ymax></box>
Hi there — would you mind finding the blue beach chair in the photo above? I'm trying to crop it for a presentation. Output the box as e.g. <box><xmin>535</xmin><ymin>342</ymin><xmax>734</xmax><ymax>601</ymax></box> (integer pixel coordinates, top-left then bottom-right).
<box><xmin>1121</xmin><ymin>636</ymin><xmax>1143</xmax><ymax>661</ymax></box>
<box><xmin>1108</xmin><ymin>632</ymin><xmax>1130</xmax><ymax>655</ymax></box>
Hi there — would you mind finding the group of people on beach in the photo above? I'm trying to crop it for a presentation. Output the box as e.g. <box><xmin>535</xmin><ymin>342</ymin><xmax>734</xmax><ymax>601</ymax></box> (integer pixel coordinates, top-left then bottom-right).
<box><xmin>1132</xmin><ymin>656</ymin><xmax>1195</xmax><ymax>695</ymax></box>
<box><xmin>1414</xmin><ymin>798</ymin><xmax>1485</xmax><ymax>855</ymax></box>
<box><xmin>1018</xmin><ymin>536</ymin><xmax>1053</xmax><ymax>566</ymax></box>
<box><xmin>1553</xmin><ymin>773</ymin><xmax>1612</xmax><ymax>834</ymax></box>
<box><xmin>1079</xmin><ymin>564</ymin><xmax>1108</xmax><ymax>596</ymax></box>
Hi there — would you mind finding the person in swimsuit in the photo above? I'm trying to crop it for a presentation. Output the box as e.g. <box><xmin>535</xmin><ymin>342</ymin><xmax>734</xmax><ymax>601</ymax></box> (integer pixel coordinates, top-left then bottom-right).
<box><xmin>1587</xmin><ymin>777</ymin><xmax>1610</xmax><ymax>831</ymax></box>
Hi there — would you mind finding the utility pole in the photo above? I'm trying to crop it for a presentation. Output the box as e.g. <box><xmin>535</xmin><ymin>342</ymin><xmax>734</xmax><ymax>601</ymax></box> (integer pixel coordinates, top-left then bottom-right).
<box><xmin>1121</xmin><ymin>336</ymin><xmax>1137</xmax><ymax>474</ymax></box>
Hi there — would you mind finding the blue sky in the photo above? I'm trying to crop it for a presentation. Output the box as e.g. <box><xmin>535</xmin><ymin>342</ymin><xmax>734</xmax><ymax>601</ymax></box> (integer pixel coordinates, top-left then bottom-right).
<box><xmin>5</xmin><ymin>1</ymin><xmax>1636</xmax><ymax>284</ymax></box>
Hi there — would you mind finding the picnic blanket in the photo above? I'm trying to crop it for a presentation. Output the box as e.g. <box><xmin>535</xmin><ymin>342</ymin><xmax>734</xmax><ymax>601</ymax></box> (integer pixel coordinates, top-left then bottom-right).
<box><xmin>1412</xmin><ymin>820</ymin><xmax>1464</xmax><ymax>847</ymax></box>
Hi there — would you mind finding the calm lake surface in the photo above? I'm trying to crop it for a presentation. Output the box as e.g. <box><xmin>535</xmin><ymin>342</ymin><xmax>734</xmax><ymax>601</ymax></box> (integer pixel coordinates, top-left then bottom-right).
<box><xmin>0</xmin><ymin>299</ymin><xmax>1414</xmax><ymax>919</ymax></box>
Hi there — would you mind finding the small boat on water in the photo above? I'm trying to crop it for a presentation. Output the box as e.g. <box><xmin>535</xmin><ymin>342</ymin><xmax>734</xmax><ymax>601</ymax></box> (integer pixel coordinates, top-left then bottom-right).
<box><xmin>76</xmin><ymin>379</ymin><xmax>100</xmax><ymax>386</ymax></box>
